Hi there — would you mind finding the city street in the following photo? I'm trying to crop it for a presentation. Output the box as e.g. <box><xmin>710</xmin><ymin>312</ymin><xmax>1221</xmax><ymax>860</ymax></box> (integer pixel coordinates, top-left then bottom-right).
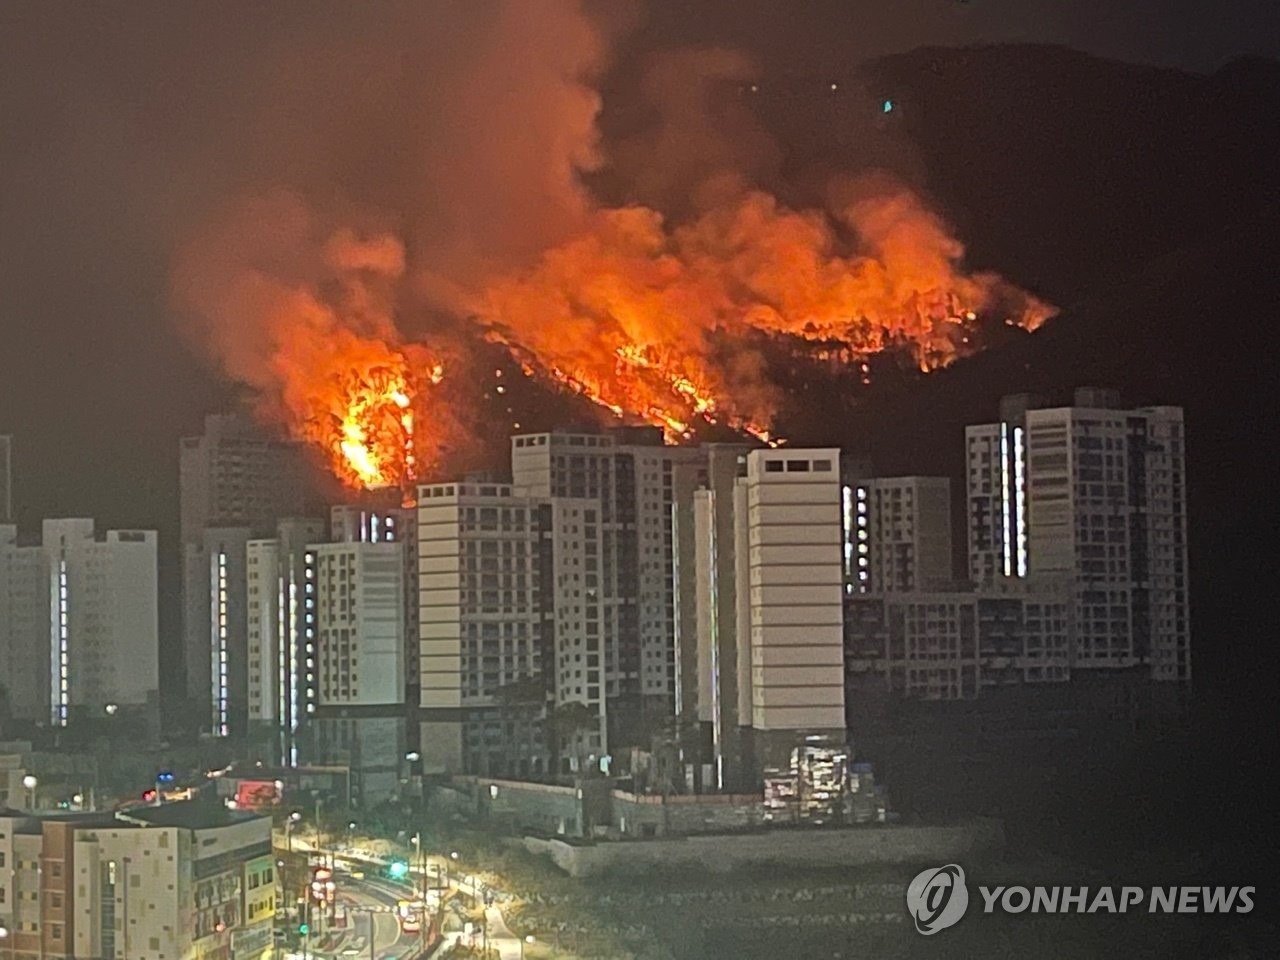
<box><xmin>277</xmin><ymin>838</ymin><xmax>430</xmax><ymax>960</ymax></box>
<box><xmin>276</xmin><ymin>827</ymin><xmax>549</xmax><ymax>960</ymax></box>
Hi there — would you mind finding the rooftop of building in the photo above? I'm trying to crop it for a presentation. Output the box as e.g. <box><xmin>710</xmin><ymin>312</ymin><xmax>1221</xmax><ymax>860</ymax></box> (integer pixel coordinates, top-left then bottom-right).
<box><xmin>0</xmin><ymin>796</ymin><xmax>263</xmax><ymax>833</ymax></box>
<box><xmin>121</xmin><ymin>797</ymin><xmax>264</xmax><ymax>831</ymax></box>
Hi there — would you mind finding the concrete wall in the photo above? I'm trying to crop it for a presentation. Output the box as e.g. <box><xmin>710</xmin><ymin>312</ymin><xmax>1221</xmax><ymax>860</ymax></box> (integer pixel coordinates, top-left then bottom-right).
<box><xmin>457</xmin><ymin>777</ymin><xmax>763</xmax><ymax>839</ymax></box>
<box><xmin>459</xmin><ymin>776</ymin><xmax>586</xmax><ymax>837</ymax></box>
<box><xmin>525</xmin><ymin>818</ymin><xmax>1004</xmax><ymax>878</ymax></box>
<box><xmin>611</xmin><ymin>790</ymin><xmax>764</xmax><ymax>837</ymax></box>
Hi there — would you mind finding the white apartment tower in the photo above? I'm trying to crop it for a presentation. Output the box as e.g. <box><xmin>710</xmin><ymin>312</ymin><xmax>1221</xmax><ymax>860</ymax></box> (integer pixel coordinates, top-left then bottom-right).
<box><xmin>245</xmin><ymin>513</ymin><xmax>407</xmax><ymax>798</ymax></box>
<box><xmin>546</xmin><ymin>496</ymin><xmax>608</xmax><ymax>750</ymax></box>
<box><xmin>966</xmin><ymin>393</ymin><xmax>1038</xmax><ymax>584</ymax></box>
<box><xmin>40</xmin><ymin>520</ymin><xmax>159</xmax><ymax>727</ymax></box>
<box><xmin>204</xmin><ymin>527</ymin><xmax>252</xmax><ymax>737</ymax></box>
<box><xmin>246</xmin><ymin>518</ymin><xmax>326</xmax><ymax>764</ymax></box>
<box><xmin>966</xmin><ymin>389</ymin><xmax>1190</xmax><ymax>682</ymax></box>
<box><xmin>310</xmin><ymin>541</ymin><xmax>405</xmax><ymax>707</ymax></box>
<box><xmin>330</xmin><ymin>503</ymin><xmax>420</xmax><ymax>705</ymax></box>
<box><xmin>417</xmin><ymin>477</ymin><xmax>613</xmax><ymax>776</ymax></box>
<box><xmin>306</xmin><ymin>537</ymin><xmax>408</xmax><ymax>804</ymax></box>
<box><xmin>673</xmin><ymin>443</ymin><xmax>751</xmax><ymax>791</ymax></box>
<box><xmin>734</xmin><ymin>450</ymin><xmax>847</xmax><ymax>756</ymax></box>
<box><xmin>418</xmin><ymin>480</ymin><xmax>554</xmax><ymax>775</ymax></box>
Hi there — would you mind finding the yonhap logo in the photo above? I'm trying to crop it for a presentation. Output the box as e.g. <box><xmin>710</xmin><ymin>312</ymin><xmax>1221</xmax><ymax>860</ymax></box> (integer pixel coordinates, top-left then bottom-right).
<box><xmin>907</xmin><ymin>864</ymin><xmax>969</xmax><ymax>934</ymax></box>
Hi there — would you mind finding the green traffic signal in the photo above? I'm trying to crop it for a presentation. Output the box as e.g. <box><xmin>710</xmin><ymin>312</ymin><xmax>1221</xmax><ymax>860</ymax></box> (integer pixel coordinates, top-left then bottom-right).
<box><xmin>298</xmin><ymin>923</ymin><xmax>310</xmax><ymax>935</ymax></box>
<box><xmin>389</xmin><ymin>860</ymin><xmax>409</xmax><ymax>879</ymax></box>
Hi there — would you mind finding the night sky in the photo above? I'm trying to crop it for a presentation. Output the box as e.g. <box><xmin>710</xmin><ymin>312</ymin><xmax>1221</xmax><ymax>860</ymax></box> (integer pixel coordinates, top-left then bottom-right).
<box><xmin>1</xmin><ymin>1</ymin><xmax>1276</xmax><ymax>572</ymax></box>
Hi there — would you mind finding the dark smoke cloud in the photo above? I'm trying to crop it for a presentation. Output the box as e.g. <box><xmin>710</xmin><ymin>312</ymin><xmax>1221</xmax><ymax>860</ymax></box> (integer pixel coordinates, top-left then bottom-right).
<box><xmin>607</xmin><ymin>47</ymin><xmax>782</xmax><ymax>211</ymax></box>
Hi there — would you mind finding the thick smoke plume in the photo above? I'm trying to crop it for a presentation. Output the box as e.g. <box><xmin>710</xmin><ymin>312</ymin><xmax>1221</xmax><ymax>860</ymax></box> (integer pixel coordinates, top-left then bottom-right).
<box><xmin>171</xmin><ymin>0</ymin><xmax>1053</xmax><ymax>488</ymax></box>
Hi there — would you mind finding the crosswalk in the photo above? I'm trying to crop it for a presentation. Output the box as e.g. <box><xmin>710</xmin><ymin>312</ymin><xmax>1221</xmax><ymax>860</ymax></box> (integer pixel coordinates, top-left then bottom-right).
<box><xmin>339</xmin><ymin>899</ymin><xmax>401</xmax><ymax>914</ymax></box>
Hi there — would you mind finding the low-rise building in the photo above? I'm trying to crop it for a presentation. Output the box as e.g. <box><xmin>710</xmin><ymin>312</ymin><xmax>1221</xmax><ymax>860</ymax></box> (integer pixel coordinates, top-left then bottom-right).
<box><xmin>0</xmin><ymin>797</ymin><xmax>273</xmax><ymax>959</ymax></box>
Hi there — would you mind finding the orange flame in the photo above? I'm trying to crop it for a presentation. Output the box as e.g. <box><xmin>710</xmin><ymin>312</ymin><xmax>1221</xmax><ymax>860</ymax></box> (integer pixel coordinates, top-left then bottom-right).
<box><xmin>282</xmin><ymin>335</ymin><xmax>445</xmax><ymax>492</ymax></box>
<box><xmin>477</xmin><ymin>183</ymin><xmax>1054</xmax><ymax>440</ymax></box>
<box><xmin>178</xmin><ymin>184</ymin><xmax>1049</xmax><ymax>485</ymax></box>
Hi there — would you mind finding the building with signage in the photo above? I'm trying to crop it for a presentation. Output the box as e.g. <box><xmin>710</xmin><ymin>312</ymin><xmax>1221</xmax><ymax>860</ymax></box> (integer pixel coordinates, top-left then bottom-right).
<box><xmin>0</xmin><ymin>797</ymin><xmax>273</xmax><ymax>959</ymax></box>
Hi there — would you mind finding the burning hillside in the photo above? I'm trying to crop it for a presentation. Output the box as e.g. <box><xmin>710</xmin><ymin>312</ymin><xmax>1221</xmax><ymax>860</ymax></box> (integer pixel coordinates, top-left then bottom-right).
<box><xmin>169</xmin><ymin>1</ymin><xmax>1053</xmax><ymax>492</ymax></box>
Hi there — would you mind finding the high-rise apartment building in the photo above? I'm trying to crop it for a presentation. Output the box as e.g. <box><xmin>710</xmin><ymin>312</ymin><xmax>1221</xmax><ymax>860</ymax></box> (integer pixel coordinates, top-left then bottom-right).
<box><xmin>0</xmin><ymin>520</ymin><xmax>160</xmax><ymax>728</ymax></box>
<box><xmin>309</xmin><ymin>541</ymin><xmax>405</xmax><ymax>707</ymax></box>
<box><xmin>844</xmin><ymin>476</ymin><xmax>953</xmax><ymax>593</ymax></box>
<box><xmin>329</xmin><ymin>503</ymin><xmax>420</xmax><ymax>711</ymax></box>
<box><xmin>419</xmin><ymin>481</ymin><xmax>536</xmax><ymax>775</ymax></box>
<box><xmin>0</xmin><ymin>524</ymin><xmax>45</xmax><ymax>721</ymax></box>
<box><xmin>181</xmin><ymin>414</ymin><xmax>310</xmax><ymax>716</ymax></box>
<box><xmin>966</xmin><ymin>389</ymin><xmax>1190</xmax><ymax>682</ymax></box>
<box><xmin>44</xmin><ymin>521</ymin><xmax>159</xmax><ymax>727</ymax></box>
<box><xmin>673</xmin><ymin>443</ymin><xmax>751</xmax><ymax>790</ymax></box>
<box><xmin>305</xmin><ymin>539</ymin><xmax>407</xmax><ymax>805</ymax></box>
<box><xmin>246</xmin><ymin>518</ymin><xmax>326</xmax><ymax>764</ymax></box>
<box><xmin>417</xmin><ymin>479</ymin><xmax>605</xmax><ymax>776</ymax></box>
<box><xmin>677</xmin><ymin>449</ymin><xmax>914</xmax><ymax>790</ymax></box>
<box><xmin>203</xmin><ymin>527</ymin><xmax>252</xmax><ymax>737</ymax></box>
<box><xmin>510</xmin><ymin>428</ymin><xmax>704</xmax><ymax>748</ymax></box>
<box><xmin>734</xmin><ymin>449</ymin><xmax>847</xmax><ymax>769</ymax></box>
<box><xmin>244</xmin><ymin>513</ymin><xmax>408</xmax><ymax>800</ymax></box>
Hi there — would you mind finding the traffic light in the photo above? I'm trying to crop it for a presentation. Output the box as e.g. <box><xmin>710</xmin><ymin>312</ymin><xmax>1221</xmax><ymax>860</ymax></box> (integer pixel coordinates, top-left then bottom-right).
<box><xmin>388</xmin><ymin>859</ymin><xmax>409</xmax><ymax>880</ymax></box>
<box><xmin>298</xmin><ymin>923</ymin><xmax>309</xmax><ymax>935</ymax></box>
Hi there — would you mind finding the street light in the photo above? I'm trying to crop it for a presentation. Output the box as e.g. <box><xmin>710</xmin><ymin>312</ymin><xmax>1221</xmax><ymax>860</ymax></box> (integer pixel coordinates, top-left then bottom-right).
<box><xmin>286</xmin><ymin>810</ymin><xmax>302</xmax><ymax>852</ymax></box>
<box><xmin>104</xmin><ymin>703</ymin><xmax>118</xmax><ymax>716</ymax></box>
<box><xmin>22</xmin><ymin>774</ymin><xmax>37</xmax><ymax>810</ymax></box>
<box><xmin>522</xmin><ymin>934</ymin><xmax>536</xmax><ymax>959</ymax></box>
<box><xmin>408</xmin><ymin>831</ymin><xmax>428</xmax><ymax>947</ymax></box>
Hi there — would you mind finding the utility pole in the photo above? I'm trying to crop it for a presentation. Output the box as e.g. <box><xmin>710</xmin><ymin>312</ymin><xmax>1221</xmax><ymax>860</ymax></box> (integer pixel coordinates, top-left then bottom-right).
<box><xmin>314</xmin><ymin>794</ymin><xmax>323</xmax><ymax>863</ymax></box>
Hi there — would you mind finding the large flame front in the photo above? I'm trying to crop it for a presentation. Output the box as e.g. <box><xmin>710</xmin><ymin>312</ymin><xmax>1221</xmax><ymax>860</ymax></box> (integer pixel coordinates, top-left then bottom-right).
<box><xmin>478</xmin><ymin>186</ymin><xmax>1053</xmax><ymax>440</ymax></box>
<box><xmin>177</xmin><ymin>185</ymin><xmax>1051</xmax><ymax>486</ymax></box>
